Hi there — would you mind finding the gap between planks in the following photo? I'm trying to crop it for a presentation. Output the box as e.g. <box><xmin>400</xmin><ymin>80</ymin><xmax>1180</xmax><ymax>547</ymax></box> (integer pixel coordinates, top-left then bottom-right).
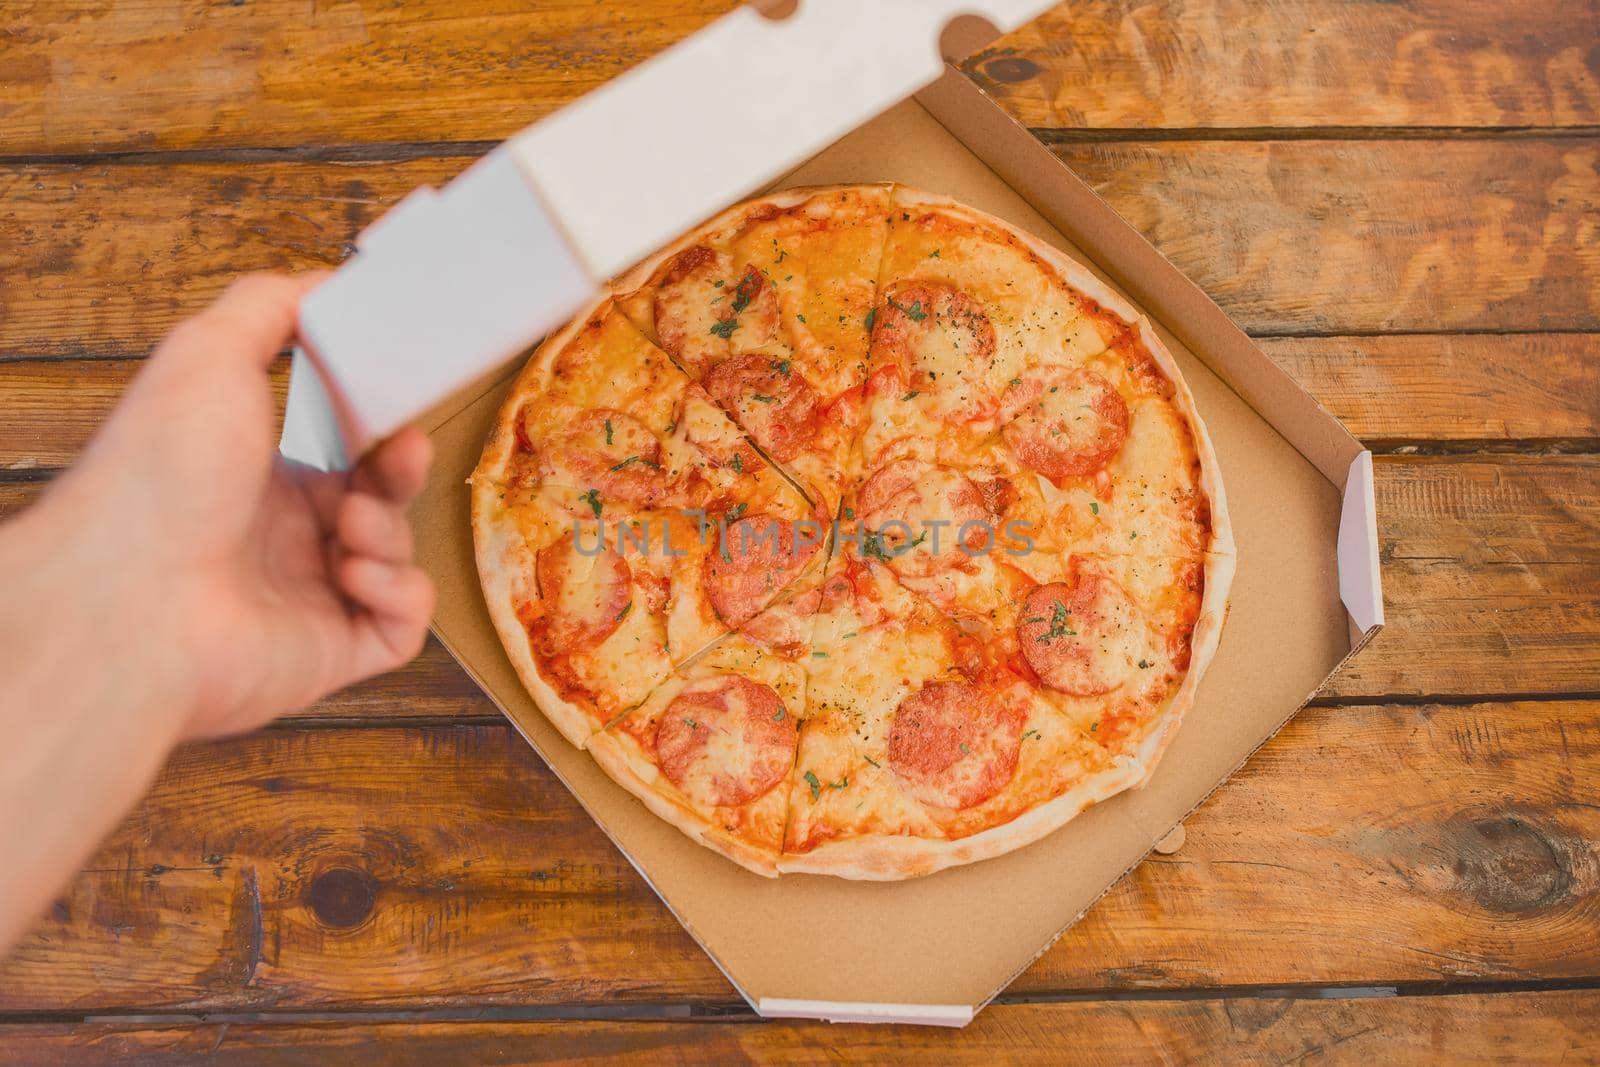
<box><xmin>3</xmin><ymin>977</ymin><xmax>1600</xmax><ymax>1027</ymax></box>
<box><xmin>3</xmin><ymin>125</ymin><xmax>1600</xmax><ymax>168</ymax></box>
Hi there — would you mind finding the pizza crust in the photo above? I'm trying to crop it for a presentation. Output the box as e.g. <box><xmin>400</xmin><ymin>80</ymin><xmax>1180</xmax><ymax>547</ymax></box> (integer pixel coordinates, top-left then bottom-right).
<box><xmin>777</xmin><ymin>757</ymin><xmax>1143</xmax><ymax>880</ymax></box>
<box><xmin>586</xmin><ymin>729</ymin><xmax>781</xmax><ymax>878</ymax></box>
<box><xmin>472</xmin><ymin>183</ymin><xmax>1234</xmax><ymax>879</ymax></box>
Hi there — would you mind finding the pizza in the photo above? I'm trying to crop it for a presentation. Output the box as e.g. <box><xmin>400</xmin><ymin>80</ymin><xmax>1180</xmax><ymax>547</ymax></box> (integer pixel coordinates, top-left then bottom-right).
<box><xmin>471</xmin><ymin>184</ymin><xmax>1233</xmax><ymax>879</ymax></box>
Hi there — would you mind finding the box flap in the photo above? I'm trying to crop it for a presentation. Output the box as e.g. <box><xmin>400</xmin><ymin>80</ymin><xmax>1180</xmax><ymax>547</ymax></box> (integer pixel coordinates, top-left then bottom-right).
<box><xmin>506</xmin><ymin>0</ymin><xmax>1053</xmax><ymax>280</ymax></box>
<box><xmin>1339</xmin><ymin>451</ymin><xmax>1384</xmax><ymax>634</ymax></box>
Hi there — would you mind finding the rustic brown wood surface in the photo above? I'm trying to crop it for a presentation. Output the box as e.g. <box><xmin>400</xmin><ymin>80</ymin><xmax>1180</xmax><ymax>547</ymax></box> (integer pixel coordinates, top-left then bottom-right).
<box><xmin>0</xmin><ymin>700</ymin><xmax>1595</xmax><ymax>1012</ymax></box>
<box><xmin>5</xmin><ymin>991</ymin><xmax>1600</xmax><ymax>1065</ymax></box>
<box><xmin>2</xmin><ymin>0</ymin><xmax>1597</xmax><ymax>1060</ymax></box>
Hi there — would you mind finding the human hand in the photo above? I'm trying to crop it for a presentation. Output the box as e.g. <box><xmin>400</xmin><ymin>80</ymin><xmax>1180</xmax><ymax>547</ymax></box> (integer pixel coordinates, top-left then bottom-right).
<box><xmin>41</xmin><ymin>273</ymin><xmax>435</xmax><ymax>739</ymax></box>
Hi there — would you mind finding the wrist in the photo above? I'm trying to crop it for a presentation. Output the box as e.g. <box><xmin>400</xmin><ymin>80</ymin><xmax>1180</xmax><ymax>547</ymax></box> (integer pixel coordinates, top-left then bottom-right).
<box><xmin>0</xmin><ymin>476</ymin><xmax>198</xmax><ymax>746</ymax></box>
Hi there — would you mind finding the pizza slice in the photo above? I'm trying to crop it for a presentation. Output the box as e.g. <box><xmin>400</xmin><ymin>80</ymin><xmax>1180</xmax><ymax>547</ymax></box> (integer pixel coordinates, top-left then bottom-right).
<box><xmin>613</xmin><ymin>184</ymin><xmax>893</xmax><ymax>510</ymax></box>
<box><xmin>855</xmin><ymin>185</ymin><xmax>1121</xmax><ymax>466</ymax></box>
<box><xmin>778</xmin><ymin>558</ymin><xmax>1134</xmax><ymax>879</ymax></box>
<box><xmin>473</xmin><ymin>303</ymin><xmax>830</xmax><ymax>746</ymax></box>
<box><xmin>586</xmin><ymin>575</ymin><xmax>825</xmax><ymax>876</ymax></box>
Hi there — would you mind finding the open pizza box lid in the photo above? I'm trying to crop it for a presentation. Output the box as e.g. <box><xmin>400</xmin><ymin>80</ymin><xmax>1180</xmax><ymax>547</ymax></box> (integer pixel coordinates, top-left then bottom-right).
<box><xmin>284</xmin><ymin>0</ymin><xmax>1385</xmax><ymax>1027</ymax></box>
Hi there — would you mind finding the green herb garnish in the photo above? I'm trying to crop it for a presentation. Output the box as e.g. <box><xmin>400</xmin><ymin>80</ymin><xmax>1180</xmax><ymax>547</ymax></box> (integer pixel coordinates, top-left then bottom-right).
<box><xmin>732</xmin><ymin>268</ymin><xmax>760</xmax><ymax>314</ymax></box>
<box><xmin>1036</xmin><ymin>600</ymin><xmax>1077</xmax><ymax>642</ymax></box>
<box><xmin>579</xmin><ymin>488</ymin><xmax>602</xmax><ymax>518</ymax></box>
<box><xmin>888</xmin><ymin>295</ymin><xmax>927</xmax><ymax>322</ymax></box>
<box><xmin>709</xmin><ymin>318</ymin><xmax>739</xmax><ymax>339</ymax></box>
<box><xmin>804</xmin><ymin>770</ymin><xmax>821</xmax><ymax>801</ymax></box>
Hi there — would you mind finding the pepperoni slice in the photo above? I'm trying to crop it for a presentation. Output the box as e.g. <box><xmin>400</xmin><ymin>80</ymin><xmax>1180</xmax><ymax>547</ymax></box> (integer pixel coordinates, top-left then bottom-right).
<box><xmin>655</xmin><ymin>676</ymin><xmax>798</xmax><ymax>807</ymax></box>
<box><xmin>740</xmin><ymin>585</ymin><xmax>823</xmax><ymax>654</ymax></box>
<box><xmin>534</xmin><ymin>409</ymin><xmax>669</xmax><ymax>507</ymax></box>
<box><xmin>702</xmin><ymin>353</ymin><xmax>822</xmax><ymax>463</ymax></box>
<box><xmin>857</xmin><ymin>458</ymin><xmax>994</xmax><ymax>577</ymax></box>
<box><xmin>654</xmin><ymin>247</ymin><xmax>781</xmax><ymax>376</ymax></box>
<box><xmin>533</xmin><ymin>533</ymin><xmax>634</xmax><ymax>653</ymax></box>
<box><xmin>1017</xmin><ymin>577</ymin><xmax>1149</xmax><ymax>696</ymax></box>
<box><xmin>1001</xmin><ymin>368</ymin><xmax>1129</xmax><ymax>485</ymax></box>
<box><xmin>705</xmin><ymin>515</ymin><xmax>822</xmax><ymax>627</ymax></box>
<box><xmin>888</xmin><ymin>681</ymin><xmax>1025</xmax><ymax>810</ymax></box>
<box><xmin>870</xmin><ymin>282</ymin><xmax>998</xmax><ymax>418</ymax></box>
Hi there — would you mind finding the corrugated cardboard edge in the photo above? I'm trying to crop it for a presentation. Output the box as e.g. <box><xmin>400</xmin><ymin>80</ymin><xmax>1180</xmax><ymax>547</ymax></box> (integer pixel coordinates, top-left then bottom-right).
<box><xmin>758</xmin><ymin>999</ymin><xmax>974</xmax><ymax>1027</ymax></box>
<box><xmin>1339</xmin><ymin>451</ymin><xmax>1385</xmax><ymax>638</ymax></box>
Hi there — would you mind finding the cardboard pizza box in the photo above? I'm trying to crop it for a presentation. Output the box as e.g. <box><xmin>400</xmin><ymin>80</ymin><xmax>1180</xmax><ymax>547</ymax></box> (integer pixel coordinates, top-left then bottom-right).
<box><xmin>298</xmin><ymin>0</ymin><xmax>1385</xmax><ymax>1027</ymax></box>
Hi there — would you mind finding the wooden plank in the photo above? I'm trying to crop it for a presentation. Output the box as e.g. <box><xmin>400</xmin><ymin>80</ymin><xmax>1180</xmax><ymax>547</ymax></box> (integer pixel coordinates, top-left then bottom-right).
<box><xmin>1051</xmin><ymin>138</ymin><xmax>1600</xmax><ymax>335</ymax></box>
<box><xmin>7</xmin><ymin>1</ymin><xmax>1597</xmax><ymax>156</ymax></box>
<box><xmin>1257</xmin><ymin>335</ymin><xmax>1600</xmax><ymax>448</ymax></box>
<box><xmin>7</xmin><ymin>336</ymin><xmax>1597</xmax><ymax>474</ymax></box>
<box><xmin>965</xmin><ymin>0</ymin><xmax>1600</xmax><ymax>132</ymax></box>
<box><xmin>1</xmin><ymin>0</ymin><xmax>740</xmax><ymax>156</ymax></box>
<box><xmin>6</xmin><ymin>992</ymin><xmax>1600</xmax><ymax>1063</ymax></box>
<box><xmin>5</xmin><ymin>454</ymin><xmax>1598</xmax><ymax>708</ymax></box>
<box><xmin>2</xmin><ymin>699</ymin><xmax>1596</xmax><ymax>1011</ymax></box>
<box><xmin>0</xmin><ymin>159</ymin><xmax>457</xmax><ymax>360</ymax></box>
<box><xmin>7</xmin><ymin>140</ymin><xmax>1598</xmax><ymax>360</ymax></box>
<box><xmin>0</xmin><ymin>359</ymin><xmax>284</xmax><ymax>474</ymax></box>
<box><xmin>1326</xmin><ymin>455</ymin><xmax>1600</xmax><ymax>701</ymax></box>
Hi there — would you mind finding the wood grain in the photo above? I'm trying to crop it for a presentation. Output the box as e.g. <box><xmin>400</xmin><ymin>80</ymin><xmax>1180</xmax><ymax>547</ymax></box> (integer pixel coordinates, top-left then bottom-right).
<box><xmin>6</xmin><ymin>991</ymin><xmax>1600</xmax><ymax>1063</ymax></box>
<box><xmin>0</xmin><ymin>159</ymin><xmax>453</xmax><ymax>359</ymax></box>
<box><xmin>7</xmin><ymin>1</ymin><xmax>1598</xmax><ymax>157</ymax></box>
<box><xmin>965</xmin><ymin>0</ymin><xmax>1600</xmax><ymax>132</ymax></box>
<box><xmin>6</xmin><ymin>336</ymin><xmax>1596</xmax><ymax>474</ymax></box>
<box><xmin>0</xmin><ymin>0</ymin><xmax>740</xmax><ymax>156</ymax></box>
<box><xmin>1052</xmin><ymin>138</ymin><xmax>1600</xmax><ymax>335</ymax></box>
<box><xmin>1257</xmin><ymin>335</ymin><xmax>1600</xmax><ymax>448</ymax></box>
<box><xmin>1327</xmin><ymin>455</ymin><xmax>1600</xmax><ymax>701</ymax></box>
<box><xmin>7</xmin><ymin>139</ymin><xmax>1600</xmax><ymax>358</ymax></box>
<box><xmin>2</xmin><ymin>700</ymin><xmax>1596</xmax><ymax>1011</ymax></box>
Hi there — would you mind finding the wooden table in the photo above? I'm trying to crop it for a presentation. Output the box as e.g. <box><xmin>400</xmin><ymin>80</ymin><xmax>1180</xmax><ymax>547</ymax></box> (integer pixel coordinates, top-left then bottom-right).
<box><xmin>3</xmin><ymin>2</ymin><xmax>1598</xmax><ymax>1060</ymax></box>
